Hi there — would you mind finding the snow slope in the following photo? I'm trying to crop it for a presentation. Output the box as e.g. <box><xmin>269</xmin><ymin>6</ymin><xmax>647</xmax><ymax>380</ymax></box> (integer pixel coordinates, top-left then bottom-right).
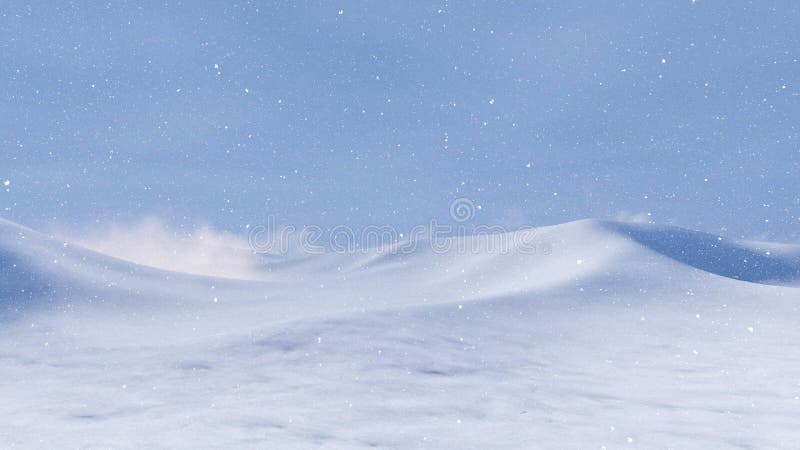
<box><xmin>1</xmin><ymin>217</ymin><xmax>800</xmax><ymax>449</ymax></box>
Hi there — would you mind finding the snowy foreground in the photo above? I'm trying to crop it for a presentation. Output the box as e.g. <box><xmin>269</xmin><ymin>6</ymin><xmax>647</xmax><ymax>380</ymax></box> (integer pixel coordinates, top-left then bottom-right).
<box><xmin>1</xmin><ymin>218</ymin><xmax>800</xmax><ymax>449</ymax></box>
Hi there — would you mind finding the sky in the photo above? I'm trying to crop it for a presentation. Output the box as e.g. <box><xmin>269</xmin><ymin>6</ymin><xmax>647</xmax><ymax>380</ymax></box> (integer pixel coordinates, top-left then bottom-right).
<box><xmin>1</xmin><ymin>0</ymin><xmax>799</xmax><ymax>241</ymax></box>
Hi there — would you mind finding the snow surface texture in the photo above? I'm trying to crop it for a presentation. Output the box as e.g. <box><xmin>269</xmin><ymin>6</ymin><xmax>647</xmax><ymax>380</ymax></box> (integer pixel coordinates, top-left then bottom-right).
<box><xmin>1</xmin><ymin>217</ymin><xmax>800</xmax><ymax>449</ymax></box>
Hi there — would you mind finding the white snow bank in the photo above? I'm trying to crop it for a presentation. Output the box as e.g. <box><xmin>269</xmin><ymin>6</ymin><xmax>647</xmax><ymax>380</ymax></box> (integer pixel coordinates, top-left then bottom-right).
<box><xmin>1</xmin><ymin>217</ymin><xmax>799</xmax><ymax>448</ymax></box>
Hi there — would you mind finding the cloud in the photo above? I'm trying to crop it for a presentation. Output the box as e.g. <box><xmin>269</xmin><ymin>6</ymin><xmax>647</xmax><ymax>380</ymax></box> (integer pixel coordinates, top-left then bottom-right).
<box><xmin>62</xmin><ymin>217</ymin><xmax>264</xmax><ymax>280</ymax></box>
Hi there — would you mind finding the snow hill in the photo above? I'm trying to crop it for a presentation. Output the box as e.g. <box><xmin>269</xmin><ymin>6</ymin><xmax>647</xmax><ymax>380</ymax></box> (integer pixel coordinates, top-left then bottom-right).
<box><xmin>1</xmin><ymin>217</ymin><xmax>800</xmax><ymax>449</ymax></box>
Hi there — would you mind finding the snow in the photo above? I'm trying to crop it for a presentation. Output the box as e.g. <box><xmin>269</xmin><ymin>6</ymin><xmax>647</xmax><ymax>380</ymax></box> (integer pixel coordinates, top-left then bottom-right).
<box><xmin>1</xmin><ymin>217</ymin><xmax>800</xmax><ymax>448</ymax></box>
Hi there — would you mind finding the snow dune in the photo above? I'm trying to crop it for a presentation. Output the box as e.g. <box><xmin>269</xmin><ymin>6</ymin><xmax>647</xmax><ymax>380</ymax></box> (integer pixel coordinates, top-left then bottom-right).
<box><xmin>1</xmin><ymin>217</ymin><xmax>799</xmax><ymax>448</ymax></box>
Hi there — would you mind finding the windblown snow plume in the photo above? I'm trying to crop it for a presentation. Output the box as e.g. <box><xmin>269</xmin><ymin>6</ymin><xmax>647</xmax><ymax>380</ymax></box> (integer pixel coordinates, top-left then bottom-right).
<box><xmin>63</xmin><ymin>218</ymin><xmax>262</xmax><ymax>280</ymax></box>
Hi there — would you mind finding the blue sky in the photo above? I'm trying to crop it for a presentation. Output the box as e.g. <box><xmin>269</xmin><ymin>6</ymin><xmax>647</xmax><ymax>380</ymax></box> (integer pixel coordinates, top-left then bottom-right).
<box><xmin>1</xmin><ymin>1</ymin><xmax>798</xmax><ymax>240</ymax></box>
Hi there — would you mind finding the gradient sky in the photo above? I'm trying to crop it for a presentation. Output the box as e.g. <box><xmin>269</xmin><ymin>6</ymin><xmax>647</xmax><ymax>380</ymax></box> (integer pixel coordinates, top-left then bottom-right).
<box><xmin>1</xmin><ymin>1</ymin><xmax>799</xmax><ymax>240</ymax></box>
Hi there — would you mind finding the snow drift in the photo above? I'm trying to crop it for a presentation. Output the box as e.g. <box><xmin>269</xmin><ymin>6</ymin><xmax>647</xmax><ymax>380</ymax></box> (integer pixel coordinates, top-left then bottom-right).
<box><xmin>1</xmin><ymin>217</ymin><xmax>799</xmax><ymax>448</ymax></box>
